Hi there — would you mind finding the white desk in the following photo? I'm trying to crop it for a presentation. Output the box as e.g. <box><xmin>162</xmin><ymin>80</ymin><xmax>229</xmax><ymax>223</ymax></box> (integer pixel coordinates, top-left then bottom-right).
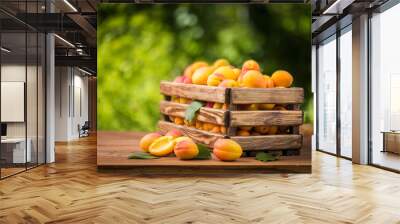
<box><xmin>1</xmin><ymin>138</ymin><xmax>31</xmax><ymax>163</ymax></box>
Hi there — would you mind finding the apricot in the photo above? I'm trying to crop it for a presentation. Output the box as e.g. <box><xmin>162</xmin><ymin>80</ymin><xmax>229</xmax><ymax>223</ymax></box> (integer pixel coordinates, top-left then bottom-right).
<box><xmin>179</xmin><ymin>97</ymin><xmax>191</xmax><ymax>104</ymax></box>
<box><xmin>184</xmin><ymin>61</ymin><xmax>208</xmax><ymax>79</ymax></box>
<box><xmin>174</xmin><ymin>117</ymin><xmax>184</xmax><ymax>125</ymax></box>
<box><xmin>207</xmin><ymin>73</ymin><xmax>225</xmax><ymax>86</ymax></box>
<box><xmin>241</xmin><ymin>59</ymin><xmax>260</xmax><ymax>74</ymax></box>
<box><xmin>195</xmin><ymin>120</ymin><xmax>203</xmax><ymax>130</ymax></box>
<box><xmin>218</xmin><ymin>79</ymin><xmax>238</xmax><ymax>88</ymax></box>
<box><xmin>192</xmin><ymin>66</ymin><xmax>214</xmax><ymax>85</ymax></box>
<box><xmin>239</xmin><ymin>126</ymin><xmax>252</xmax><ymax>131</ymax></box>
<box><xmin>274</xmin><ymin>105</ymin><xmax>287</xmax><ymax>110</ymax></box>
<box><xmin>213</xmin><ymin>59</ymin><xmax>230</xmax><ymax>68</ymax></box>
<box><xmin>237</xmin><ymin>129</ymin><xmax>250</xmax><ymax>136</ymax></box>
<box><xmin>174</xmin><ymin>76</ymin><xmax>185</xmax><ymax>83</ymax></box>
<box><xmin>149</xmin><ymin>136</ymin><xmax>175</xmax><ymax>156</ymax></box>
<box><xmin>220</xmin><ymin>126</ymin><xmax>226</xmax><ymax>134</ymax></box>
<box><xmin>184</xmin><ymin>119</ymin><xmax>195</xmax><ymax>127</ymax></box>
<box><xmin>254</xmin><ymin>126</ymin><xmax>270</xmax><ymax>134</ymax></box>
<box><xmin>213</xmin><ymin>103</ymin><xmax>223</xmax><ymax>109</ymax></box>
<box><xmin>222</xmin><ymin>104</ymin><xmax>228</xmax><ymax>110</ymax></box>
<box><xmin>174</xmin><ymin>136</ymin><xmax>193</xmax><ymax>144</ymax></box>
<box><xmin>213</xmin><ymin>66</ymin><xmax>236</xmax><ymax>80</ymax></box>
<box><xmin>258</xmin><ymin>104</ymin><xmax>275</xmax><ymax>110</ymax></box>
<box><xmin>165</xmin><ymin>129</ymin><xmax>183</xmax><ymax>139</ymax></box>
<box><xmin>182</xmin><ymin>76</ymin><xmax>192</xmax><ymax>84</ymax></box>
<box><xmin>268</xmin><ymin>126</ymin><xmax>278</xmax><ymax>135</ymax></box>
<box><xmin>213</xmin><ymin>139</ymin><xmax>243</xmax><ymax>161</ymax></box>
<box><xmin>203</xmin><ymin>123</ymin><xmax>215</xmax><ymax>132</ymax></box>
<box><xmin>271</xmin><ymin>70</ymin><xmax>293</xmax><ymax>88</ymax></box>
<box><xmin>139</xmin><ymin>132</ymin><xmax>162</xmax><ymax>152</ymax></box>
<box><xmin>171</xmin><ymin>96</ymin><xmax>179</xmax><ymax>103</ymax></box>
<box><xmin>210</xmin><ymin>126</ymin><xmax>220</xmax><ymax>133</ymax></box>
<box><xmin>174</xmin><ymin>139</ymin><xmax>199</xmax><ymax>160</ymax></box>
<box><xmin>206</xmin><ymin>102</ymin><xmax>214</xmax><ymax>108</ymax></box>
<box><xmin>239</xmin><ymin>70</ymin><xmax>266</xmax><ymax>88</ymax></box>
<box><xmin>242</xmin><ymin>104</ymin><xmax>258</xmax><ymax>111</ymax></box>
<box><xmin>232</xmin><ymin>68</ymin><xmax>241</xmax><ymax>81</ymax></box>
<box><xmin>264</xmin><ymin>76</ymin><xmax>275</xmax><ymax>88</ymax></box>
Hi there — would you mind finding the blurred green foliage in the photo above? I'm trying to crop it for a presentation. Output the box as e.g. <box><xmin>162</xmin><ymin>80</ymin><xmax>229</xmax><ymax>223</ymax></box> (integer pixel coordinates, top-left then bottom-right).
<box><xmin>98</xmin><ymin>4</ymin><xmax>312</xmax><ymax>131</ymax></box>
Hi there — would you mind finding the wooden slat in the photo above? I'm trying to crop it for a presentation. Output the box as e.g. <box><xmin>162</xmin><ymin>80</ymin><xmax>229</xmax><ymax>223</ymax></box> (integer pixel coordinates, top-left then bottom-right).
<box><xmin>230</xmin><ymin>110</ymin><xmax>303</xmax><ymax>127</ymax></box>
<box><xmin>159</xmin><ymin>101</ymin><xmax>226</xmax><ymax>125</ymax></box>
<box><xmin>231</xmin><ymin>135</ymin><xmax>302</xmax><ymax>150</ymax></box>
<box><xmin>231</xmin><ymin>87</ymin><xmax>304</xmax><ymax>104</ymax></box>
<box><xmin>158</xmin><ymin>120</ymin><xmax>223</xmax><ymax>147</ymax></box>
<box><xmin>160</xmin><ymin>81</ymin><xmax>227</xmax><ymax>103</ymax></box>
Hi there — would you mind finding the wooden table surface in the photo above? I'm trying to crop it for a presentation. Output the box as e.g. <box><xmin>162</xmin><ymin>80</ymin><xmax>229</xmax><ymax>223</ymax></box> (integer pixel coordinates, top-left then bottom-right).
<box><xmin>97</xmin><ymin>131</ymin><xmax>311</xmax><ymax>173</ymax></box>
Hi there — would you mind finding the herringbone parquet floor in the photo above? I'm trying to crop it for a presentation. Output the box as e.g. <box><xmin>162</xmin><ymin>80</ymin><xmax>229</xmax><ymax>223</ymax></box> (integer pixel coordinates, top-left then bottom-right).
<box><xmin>1</xmin><ymin>135</ymin><xmax>400</xmax><ymax>224</ymax></box>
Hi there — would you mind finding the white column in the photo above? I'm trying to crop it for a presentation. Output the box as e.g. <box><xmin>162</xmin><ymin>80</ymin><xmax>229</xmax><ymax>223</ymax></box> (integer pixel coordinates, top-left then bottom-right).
<box><xmin>352</xmin><ymin>14</ymin><xmax>369</xmax><ymax>164</ymax></box>
<box><xmin>46</xmin><ymin>32</ymin><xmax>55</xmax><ymax>163</ymax></box>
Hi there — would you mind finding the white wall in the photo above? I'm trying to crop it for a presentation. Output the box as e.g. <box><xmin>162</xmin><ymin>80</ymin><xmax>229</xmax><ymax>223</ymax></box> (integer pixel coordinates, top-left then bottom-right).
<box><xmin>55</xmin><ymin>67</ymin><xmax>89</xmax><ymax>141</ymax></box>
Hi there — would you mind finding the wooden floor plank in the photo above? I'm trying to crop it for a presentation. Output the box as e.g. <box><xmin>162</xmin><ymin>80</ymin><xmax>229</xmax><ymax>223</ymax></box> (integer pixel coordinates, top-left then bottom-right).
<box><xmin>0</xmin><ymin>134</ymin><xmax>400</xmax><ymax>223</ymax></box>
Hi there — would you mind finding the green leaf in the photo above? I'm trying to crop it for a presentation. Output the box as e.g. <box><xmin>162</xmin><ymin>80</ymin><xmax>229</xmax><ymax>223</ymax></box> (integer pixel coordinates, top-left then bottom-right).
<box><xmin>184</xmin><ymin>101</ymin><xmax>203</xmax><ymax>122</ymax></box>
<box><xmin>193</xmin><ymin>143</ymin><xmax>211</xmax><ymax>160</ymax></box>
<box><xmin>255</xmin><ymin>152</ymin><xmax>278</xmax><ymax>162</ymax></box>
<box><xmin>128</xmin><ymin>152</ymin><xmax>160</xmax><ymax>159</ymax></box>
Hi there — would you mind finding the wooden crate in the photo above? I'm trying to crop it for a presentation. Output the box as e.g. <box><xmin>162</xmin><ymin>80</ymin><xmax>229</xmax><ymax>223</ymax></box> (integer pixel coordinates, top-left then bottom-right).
<box><xmin>158</xmin><ymin>81</ymin><xmax>304</xmax><ymax>156</ymax></box>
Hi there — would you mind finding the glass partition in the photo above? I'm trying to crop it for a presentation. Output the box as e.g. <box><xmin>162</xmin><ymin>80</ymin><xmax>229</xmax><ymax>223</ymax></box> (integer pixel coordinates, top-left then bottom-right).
<box><xmin>371</xmin><ymin>4</ymin><xmax>400</xmax><ymax>171</ymax></box>
<box><xmin>0</xmin><ymin>2</ymin><xmax>46</xmax><ymax>179</ymax></box>
<box><xmin>1</xmin><ymin>30</ymin><xmax>28</xmax><ymax>177</ymax></box>
<box><xmin>317</xmin><ymin>35</ymin><xmax>337</xmax><ymax>154</ymax></box>
<box><xmin>339</xmin><ymin>27</ymin><xmax>352</xmax><ymax>158</ymax></box>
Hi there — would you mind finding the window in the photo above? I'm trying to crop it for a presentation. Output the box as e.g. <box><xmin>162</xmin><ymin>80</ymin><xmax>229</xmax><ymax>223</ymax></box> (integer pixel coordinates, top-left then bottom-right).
<box><xmin>339</xmin><ymin>27</ymin><xmax>352</xmax><ymax>158</ymax></box>
<box><xmin>317</xmin><ymin>35</ymin><xmax>337</xmax><ymax>154</ymax></box>
<box><xmin>371</xmin><ymin>3</ymin><xmax>400</xmax><ymax>171</ymax></box>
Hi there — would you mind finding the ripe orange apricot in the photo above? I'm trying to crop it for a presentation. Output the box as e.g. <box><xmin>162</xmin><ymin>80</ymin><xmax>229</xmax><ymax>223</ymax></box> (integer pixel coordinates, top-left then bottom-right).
<box><xmin>268</xmin><ymin>126</ymin><xmax>278</xmax><ymax>135</ymax></box>
<box><xmin>174</xmin><ymin>136</ymin><xmax>193</xmax><ymax>144</ymax></box>
<box><xmin>218</xmin><ymin>79</ymin><xmax>238</xmax><ymax>88</ymax></box>
<box><xmin>165</xmin><ymin>129</ymin><xmax>183</xmax><ymax>139</ymax></box>
<box><xmin>139</xmin><ymin>132</ymin><xmax>162</xmax><ymax>152</ymax></box>
<box><xmin>179</xmin><ymin>98</ymin><xmax>191</xmax><ymax>104</ymax></box>
<box><xmin>239</xmin><ymin>126</ymin><xmax>253</xmax><ymax>131</ymax></box>
<box><xmin>213</xmin><ymin>59</ymin><xmax>230</xmax><ymax>68</ymax></box>
<box><xmin>213</xmin><ymin>103</ymin><xmax>223</xmax><ymax>109</ymax></box>
<box><xmin>174</xmin><ymin>139</ymin><xmax>199</xmax><ymax>160</ymax></box>
<box><xmin>207</xmin><ymin>73</ymin><xmax>225</xmax><ymax>86</ymax></box>
<box><xmin>232</xmin><ymin>68</ymin><xmax>241</xmax><ymax>81</ymax></box>
<box><xmin>182</xmin><ymin>76</ymin><xmax>192</xmax><ymax>84</ymax></box>
<box><xmin>213</xmin><ymin>139</ymin><xmax>243</xmax><ymax>161</ymax></box>
<box><xmin>192</xmin><ymin>66</ymin><xmax>214</xmax><ymax>85</ymax></box>
<box><xmin>237</xmin><ymin>129</ymin><xmax>250</xmax><ymax>136</ymax></box>
<box><xmin>254</xmin><ymin>126</ymin><xmax>270</xmax><ymax>134</ymax></box>
<box><xmin>258</xmin><ymin>104</ymin><xmax>275</xmax><ymax>110</ymax></box>
<box><xmin>148</xmin><ymin>136</ymin><xmax>176</xmax><ymax>157</ymax></box>
<box><xmin>174</xmin><ymin>117</ymin><xmax>184</xmax><ymax>125</ymax></box>
<box><xmin>264</xmin><ymin>76</ymin><xmax>275</xmax><ymax>88</ymax></box>
<box><xmin>174</xmin><ymin>76</ymin><xmax>185</xmax><ymax>83</ymax></box>
<box><xmin>184</xmin><ymin>61</ymin><xmax>208</xmax><ymax>79</ymax></box>
<box><xmin>271</xmin><ymin>70</ymin><xmax>293</xmax><ymax>88</ymax></box>
<box><xmin>242</xmin><ymin>59</ymin><xmax>260</xmax><ymax>74</ymax></box>
<box><xmin>273</xmin><ymin>105</ymin><xmax>287</xmax><ymax>110</ymax></box>
<box><xmin>195</xmin><ymin>120</ymin><xmax>203</xmax><ymax>130</ymax></box>
<box><xmin>203</xmin><ymin>123</ymin><xmax>215</xmax><ymax>132</ymax></box>
<box><xmin>239</xmin><ymin>70</ymin><xmax>266</xmax><ymax>88</ymax></box>
<box><xmin>220</xmin><ymin>126</ymin><xmax>227</xmax><ymax>134</ymax></box>
<box><xmin>210</xmin><ymin>126</ymin><xmax>221</xmax><ymax>133</ymax></box>
<box><xmin>213</xmin><ymin>66</ymin><xmax>236</xmax><ymax>80</ymax></box>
